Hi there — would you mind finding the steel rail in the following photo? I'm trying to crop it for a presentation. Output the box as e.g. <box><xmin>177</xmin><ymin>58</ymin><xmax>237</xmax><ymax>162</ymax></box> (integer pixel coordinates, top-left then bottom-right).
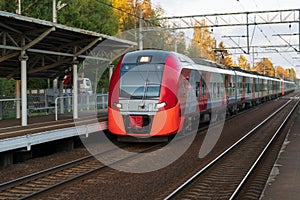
<box><xmin>0</xmin><ymin>143</ymin><xmax>163</xmax><ymax>199</ymax></box>
<box><xmin>164</xmin><ymin>99</ymin><xmax>293</xmax><ymax>200</ymax></box>
<box><xmin>229</xmin><ymin>97</ymin><xmax>300</xmax><ymax>199</ymax></box>
<box><xmin>0</xmin><ymin>154</ymin><xmax>93</xmax><ymax>190</ymax></box>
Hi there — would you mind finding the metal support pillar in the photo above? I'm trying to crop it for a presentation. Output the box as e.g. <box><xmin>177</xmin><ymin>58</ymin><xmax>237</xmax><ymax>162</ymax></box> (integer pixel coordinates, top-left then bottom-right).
<box><xmin>73</xmin><ymin>59</ymin><xmax>79</xmax><ymax>119</ymax></box>
<box><xmin>20</xmin><ymin>51</ymin><xmax>28</xmax><ymax>126</ymax></box>
<box><xmin>59</xmin><ymin>80</ymin><xmax>64</xmax><ymax>114</ymax></box>
<box><xmin>16</xmin><ymin>80</ymin><xmax>21</xmax><ymax>119</ymax></box>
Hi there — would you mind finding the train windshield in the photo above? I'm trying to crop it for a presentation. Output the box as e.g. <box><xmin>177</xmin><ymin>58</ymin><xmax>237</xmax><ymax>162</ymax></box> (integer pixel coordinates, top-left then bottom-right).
<box><xmin>120</xmin><ymin>64</ymin><xmax>164</xmax><ymax>99</ymax></box>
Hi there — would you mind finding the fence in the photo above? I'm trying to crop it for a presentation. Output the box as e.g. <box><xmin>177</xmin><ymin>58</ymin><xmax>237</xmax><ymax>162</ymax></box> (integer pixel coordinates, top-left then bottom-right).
<box><xmin>0</xmin><ymin>93</ymin><xmax>108</xmax><ymax>120</ymax></box>
<box><xmin>0</xmin><ymin>98</ymin><xmax>21</xmax><ymax>120</ymax></box>
<box><xmin>55</xmin><ymin>93</ymin><xmax>108</xmax><ymax>120</ymax></box>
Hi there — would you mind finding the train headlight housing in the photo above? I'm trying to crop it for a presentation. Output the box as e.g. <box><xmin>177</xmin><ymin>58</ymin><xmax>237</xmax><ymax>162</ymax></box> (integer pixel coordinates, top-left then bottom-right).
<box><xmin>155</xmin><ymin>102</ymin><xmax>166</xmax><ymax>109</ymax></box>
<box><xmin>113</xmin><ymin>102</ymin><xmax>122</xmax><ymax>109</ymax></box>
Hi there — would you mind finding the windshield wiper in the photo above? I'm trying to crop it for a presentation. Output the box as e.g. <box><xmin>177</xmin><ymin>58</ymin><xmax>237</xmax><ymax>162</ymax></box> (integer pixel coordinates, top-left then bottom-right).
<box><xmin>142</xmin><ymin>78</ymin><xmax>149</xmax><ymax>99</ymax></box>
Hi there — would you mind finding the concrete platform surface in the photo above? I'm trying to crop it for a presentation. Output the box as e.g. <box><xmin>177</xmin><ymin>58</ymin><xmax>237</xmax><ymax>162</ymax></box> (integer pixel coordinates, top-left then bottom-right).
<box><xmin>261</xmin><ymin>107</ymin><xmax>300</xmax><ymax>200</ymax></box>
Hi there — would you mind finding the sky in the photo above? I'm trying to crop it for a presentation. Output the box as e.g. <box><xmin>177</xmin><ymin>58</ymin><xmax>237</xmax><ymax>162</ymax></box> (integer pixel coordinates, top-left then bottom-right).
<box><xmin>151</xmin><ymin>0</ymin><xmax>298</xmax><ymax>16</ymax></box>
<box><xmin>151</xmin><ymin>0</ymin><xmax>300</xmax><ymax>77</ymax></box>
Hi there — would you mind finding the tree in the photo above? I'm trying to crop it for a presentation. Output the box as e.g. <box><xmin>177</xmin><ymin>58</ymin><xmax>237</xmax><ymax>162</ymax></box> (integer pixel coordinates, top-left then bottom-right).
<box><xmin>187</xmin><ymin>20</ymin><xmax>216</xmax><ymax>61</ymax></box>
<box><xmin>112</xmin><ymin>0</ymin><xmax>160</xmax><ymax>32</ymax></box>
<box><xmin>251</xmin><ymin>58</ymin><xmax>275</xmax><ymax>76</ymax></box>
<box><xmin>62</xmin><ymin>0</ymin><xmax>118</xmax><ymax>35</ymax></box>
<box><xmin>217</xmin><ymin>42</ymin><xmax>235</xmax><ymax>66</ymax></box>
<box><xmin>112</xmin><ymin>0</ymin><xmax>133</xmax><ymax>32</ymax></box>
<box><xmin>0</xmin><ymin>78</ymin><xmax>15</xmax><ymax>97</ymax></box>
<box><xmin>284</xmin><ymin>68</ymin><xmax>297</xmax><ymax>81</ymax></box>
<box><xmin>0</xmin><ymin>0</ymin><xmax>17</xmax><ymax>12</ymax></box>
<box><xmin>275</xmin><ymin>66</ymin><xmax>285</xmax><ymax>79</ymax></box>
<box><xmin>290</xmin><ymin>68</ymin><xmax>297</xmax><ymax>81</ymax></box>
<box><xmin>237</xmin><ymin>55</ymin><xmax>250</xmax><ymax>71</ymax></box>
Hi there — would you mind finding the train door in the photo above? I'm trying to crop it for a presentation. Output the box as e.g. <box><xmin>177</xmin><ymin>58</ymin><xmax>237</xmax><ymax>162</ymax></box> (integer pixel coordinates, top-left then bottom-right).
<box><xmin>236</xmin><ymin>75</ymin><xmax>242</xmax><ymax>101</ymax></box>
<box><xmin>241</xmin><ymin>76</ymin><xmax>246</xmax><ymax>101</ymax></box>
<box><xmin>186</xmin><ymin>70</ymin><xmax>200</xmax><ymax>114</ymax></box>
<box><xmin>253</xmin><ymin>78</ymin><xmax>256</xmax><ymax>99</ymax></box>
<box><xmin>177</xmin><ymin>68</ymin><xmax>191</xmax><ymax>117</ymax></box>
<box><xmin>260</xmin><ymin>79</ymin><xmax>263</xmax><ymax>97</ymax></box>
<box><xmin>281</xmin><ymin>80</ymin><xmax>285</xmax><ymax>95</ymax></box>
<box><xmin>200</xmin><ymin>72</ymin><xmax>209</xmax><ymax>111</ymax></box>
<box><xmin>224</xmin><ymin>74</ymin><xmax>230</xmax><ymax>105</ymax></box>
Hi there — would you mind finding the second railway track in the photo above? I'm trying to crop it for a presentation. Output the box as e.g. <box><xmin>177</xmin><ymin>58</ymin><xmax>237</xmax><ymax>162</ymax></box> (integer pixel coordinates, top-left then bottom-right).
<box><xmin>165</xmin><ymin>96</ymin><xmax>300</xmax><ymax>200</ymax></box>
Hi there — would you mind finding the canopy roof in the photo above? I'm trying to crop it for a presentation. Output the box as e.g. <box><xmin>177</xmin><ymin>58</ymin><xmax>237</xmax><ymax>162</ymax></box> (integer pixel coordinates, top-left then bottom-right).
<box><xmin>0</xmin><ymin>11</ymin><xmax>136</xmax><ymax>79</ymax></box>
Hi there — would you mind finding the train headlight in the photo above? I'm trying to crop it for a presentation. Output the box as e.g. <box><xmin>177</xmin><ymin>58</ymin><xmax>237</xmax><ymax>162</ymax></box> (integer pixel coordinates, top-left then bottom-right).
<box><xmin>155</xmin><ymin>102</ymin><xmax>166</xmax><ymax>109</ymax></box>
<box><xmin>113</xmin><ymin>102</ymin><xmax>122</xmax><ymax>109</ymax></box>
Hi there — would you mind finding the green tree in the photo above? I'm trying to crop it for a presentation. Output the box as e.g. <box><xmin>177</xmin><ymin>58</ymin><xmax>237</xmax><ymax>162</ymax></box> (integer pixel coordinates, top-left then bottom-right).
<box><xmin>59</xmin><ymin>0</ymin><xmax>118</xmax><ymax>35</ymax></box>
<box><xmin>0</xmin><ymin>0</ymin><xmax>17</xmax><ymax>12</ymax></box>
<box><xmin>0</xmin><ymin>78</ymin><xmax>15</xmax><ymax>96</ymax></box>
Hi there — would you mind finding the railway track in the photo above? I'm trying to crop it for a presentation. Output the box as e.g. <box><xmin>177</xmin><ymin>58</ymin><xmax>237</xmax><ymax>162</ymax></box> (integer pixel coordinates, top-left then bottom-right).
<box><xmin>0</xmin><ymin>143</ymin><xmax>162</xmax><ymax>200</ymax></box>
<box><xmin>165</xmin><ymin>96</ymin><xmax>300</xmax><ymax>199</ymax></box>
<box><xmin>1</xmin><ymin>94</ymin><xmax>298</xmax><ymax>199</ymax></box>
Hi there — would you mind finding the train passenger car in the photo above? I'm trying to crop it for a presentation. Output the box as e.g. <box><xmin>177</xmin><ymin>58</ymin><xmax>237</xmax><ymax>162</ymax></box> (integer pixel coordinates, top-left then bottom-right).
<box><xmin>281</xmin><ymin>79</ymin><xmax>296</xmax><ymax>95</ymax></box>
<box><xmin>108</xmin><ymin>50</ymin><xmax>295</xmax><ymax>142</ymax></box>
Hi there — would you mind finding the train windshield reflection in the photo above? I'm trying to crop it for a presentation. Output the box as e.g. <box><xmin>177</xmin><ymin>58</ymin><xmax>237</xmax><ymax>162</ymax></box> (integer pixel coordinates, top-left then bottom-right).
<box><xmin>120</xmin><ymin>64</ymin><xmax>164</xmax><ymax>99</ymax></box>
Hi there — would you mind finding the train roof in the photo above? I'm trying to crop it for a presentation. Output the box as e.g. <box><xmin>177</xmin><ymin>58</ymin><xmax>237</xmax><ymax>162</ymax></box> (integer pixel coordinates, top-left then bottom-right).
<box><xmin>191</xmin><ymin>57</ymin><xmax>225</xmax><ymax>68</ymax></box>
<box><xmin>190</xmin><ymin>62</ymin><xmax>236</xmax><ymax>75</ymax></box>
<box><xmin>122</xmin><ymin>50</ymin><xmax>171</xmax><ymax>64</ymax></box>
<box><xmin>122</xmin><ymin>50</ymin><xmax>294</xmax><ymax>83</ymax></box>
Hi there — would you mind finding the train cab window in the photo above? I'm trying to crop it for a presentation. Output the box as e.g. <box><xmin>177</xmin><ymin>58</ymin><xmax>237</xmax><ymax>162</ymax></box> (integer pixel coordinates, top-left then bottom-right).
<box><xmin>120</xmin><ymin>63</ymin><xmax>164</xmax><ymax>99</ymax></box>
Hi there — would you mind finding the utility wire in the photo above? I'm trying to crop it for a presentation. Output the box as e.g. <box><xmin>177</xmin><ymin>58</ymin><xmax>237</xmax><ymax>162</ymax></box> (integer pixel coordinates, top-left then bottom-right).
<box><xmin>96</xmin><ymin>0</ymin><xmax>161</xmax><ymax>27</ymax></box>
<box><xmin>237</xmin><ymin>0</ymin><xmax>295</xmax><ymax>67</ymax></box>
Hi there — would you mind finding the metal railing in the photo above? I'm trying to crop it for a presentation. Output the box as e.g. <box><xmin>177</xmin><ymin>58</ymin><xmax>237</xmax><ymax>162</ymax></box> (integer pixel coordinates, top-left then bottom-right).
<box><xmin>0</xmin><ymin>93</ymin><xmax>109</xmax><ymax>121</ymax></box>
<box><xmin>0</xmin><ymin>98</ymin><xmax>21</xmax><ymax>119</ymax></box>
<box><xmin>54</xmin><ymin>93</ymin><xmax>108</xmax><ymax>121</ymax></box>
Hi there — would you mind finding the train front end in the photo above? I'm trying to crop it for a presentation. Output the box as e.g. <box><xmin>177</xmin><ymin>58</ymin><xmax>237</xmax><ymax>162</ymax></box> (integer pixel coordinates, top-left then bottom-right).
<box><xmin>108</xmin><ymin>50</ymin><xmax>181</xmax><ymax>142</ymax></box>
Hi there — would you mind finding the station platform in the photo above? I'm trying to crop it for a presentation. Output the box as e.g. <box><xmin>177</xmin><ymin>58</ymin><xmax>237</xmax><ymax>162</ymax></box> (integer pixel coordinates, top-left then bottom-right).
<box><xmin>261</xmin><ymin>106</ymin><xmax>300</xmax><ymax>199</ymax></box>
<box><xmin>0</xmin><ymin>111</ymin><xmax>107</xmax><ymax>153</ymax></box>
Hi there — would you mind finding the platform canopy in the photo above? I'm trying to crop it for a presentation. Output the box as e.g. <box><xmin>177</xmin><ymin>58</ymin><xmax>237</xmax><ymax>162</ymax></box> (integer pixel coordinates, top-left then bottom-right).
<box><xmin>0</xmin><ymin>11</ymin><xmax>136</xmax><ymax>80</ymax></box>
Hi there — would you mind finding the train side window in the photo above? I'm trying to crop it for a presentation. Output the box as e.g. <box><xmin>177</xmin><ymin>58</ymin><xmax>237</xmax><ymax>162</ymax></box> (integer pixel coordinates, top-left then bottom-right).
<box><xmin>196</xmin><ymin>82</ymin><xmax>200</xmax><ymax>97</ymax></box>
<box><xmin>202</xmin><ymin>73</ymin><xmax>207</xmax><ymax>96</ymax></box>
<box><xmin>190</xmin><ymin>70</ymin><xmax>200</xmax><ymax>98</ymax></box>
<box><xmin>225</xmin><ymin>75</ymin><xmax>232</xmax><ymax>95</ymax></box>
<box><xmin>210</xmin><ymin>82</ymin><xmax>214</xmax><ymax>98</ymax></box>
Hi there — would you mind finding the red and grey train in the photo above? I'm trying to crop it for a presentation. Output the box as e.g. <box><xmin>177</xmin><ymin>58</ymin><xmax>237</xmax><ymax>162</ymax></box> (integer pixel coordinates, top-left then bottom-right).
<box><xmin>108</xmin><ymin>50</ymin><xmax>296</xmax><ymax>141</ymax></box>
